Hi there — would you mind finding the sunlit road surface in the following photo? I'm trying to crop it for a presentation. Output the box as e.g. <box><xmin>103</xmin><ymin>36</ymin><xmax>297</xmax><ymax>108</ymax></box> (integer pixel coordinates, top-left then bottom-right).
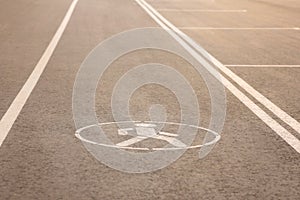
<box><xmin>0</xmin><ymin>0</ymin><xmax>300</xmax><ymax>199</ymax></box>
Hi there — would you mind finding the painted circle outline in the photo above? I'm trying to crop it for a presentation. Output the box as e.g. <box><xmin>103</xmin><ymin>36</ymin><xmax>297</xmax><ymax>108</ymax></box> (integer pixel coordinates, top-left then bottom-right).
<box><xmin>75</xmin><ymin>121</ymin><xmax>221</xmax><ymax>151</ymax></box>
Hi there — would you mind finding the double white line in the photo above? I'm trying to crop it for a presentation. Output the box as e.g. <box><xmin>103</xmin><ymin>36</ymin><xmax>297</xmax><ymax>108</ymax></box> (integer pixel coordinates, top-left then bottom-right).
<box><xmin>135</xmin><ymin>0</ymin><xmax>300</xmax><ymax>153</ymax></box>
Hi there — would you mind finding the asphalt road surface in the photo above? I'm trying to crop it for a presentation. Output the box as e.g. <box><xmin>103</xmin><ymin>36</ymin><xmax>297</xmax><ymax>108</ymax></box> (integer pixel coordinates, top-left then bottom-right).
<box><xmin>0</xmin><ymin>0</ymin><xmax>300</xmax><ymax>199</ymax></box>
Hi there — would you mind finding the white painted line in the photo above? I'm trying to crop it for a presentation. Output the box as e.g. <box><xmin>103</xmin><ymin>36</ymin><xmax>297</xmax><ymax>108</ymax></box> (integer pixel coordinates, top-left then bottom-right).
<box><xmin>0</xmin><ymin>0</ymin><xmax>79</xmax><ymax>147</ymax></box>
<box><xmin>179</xmin><ymin>27</ymin><xmax>300</xmax><ymax>30</ymax></box>
<box><xmin>116</xmin><ymin>136</ymin><xmax>147</xmax><ymax>147</ymax></box>
<box><xmin>157</xmin><ymin>9</ymin><xmax>247</xmax><ymax>13</ymax></box>
<box><xmin>153</xmin><ymin>135</ymin><xmax>187</xmax><ymax>147</ymax></box>
<box><xmin>136</xmin><ymin>0</ymin><xmax>300</xmax><ymax>153</ymax></box>
<box><xmin>159</xmin><ymin>131</ymin><xmax>179</xmax><ymax>137</ymax></box>
<box><xmin>141</xmin><ymin>0</ymin><xmax>300</xmax><ymax>138</ymax></box>
<box><xmin>226</xmin><ymin>65</ymin><xmax>300</xmax><ymax>68</ymax></box>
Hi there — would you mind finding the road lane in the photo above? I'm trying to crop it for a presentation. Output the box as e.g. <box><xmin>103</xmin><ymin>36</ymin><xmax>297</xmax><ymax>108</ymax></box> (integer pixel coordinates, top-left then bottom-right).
<box><xmin>0</xmin><ymin>0</ymin><xmax>73</xmax><ymax>119</ymax></box>
<box><xmin>0</xmin><ymin>0</ymin><xmax>80</xmax><ymax>146</ymax></box>
<box><xmin>137</xmin><ymin>0</ymin><xmax>300</xmax><ymax>149</ymax></box>
<box><xmin>0</xmin><ymin>0</ymin><xmax>299</xmax><ymax>199</ymax></box>
<box><xmin>230</xmin><ymin>67</ymin><xmax>300</xmax><ymax>122</ymax></box>
<box><xmin>183</xmin><ymin>29</ymin><xmax>300</xmax><ymax>65</ymax></box>
<box><xmin>146</xmin><ymin>0</ymin><xmax>300</xmax><ymax>131</ymax></box>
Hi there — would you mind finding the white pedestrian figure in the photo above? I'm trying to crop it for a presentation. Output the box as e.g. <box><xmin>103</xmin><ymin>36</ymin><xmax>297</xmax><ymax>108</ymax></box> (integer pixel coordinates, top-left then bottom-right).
<box><xmin>116</xmin><ymin>123</ymin><xmax>186</xmax><ymax>148</ymax></box>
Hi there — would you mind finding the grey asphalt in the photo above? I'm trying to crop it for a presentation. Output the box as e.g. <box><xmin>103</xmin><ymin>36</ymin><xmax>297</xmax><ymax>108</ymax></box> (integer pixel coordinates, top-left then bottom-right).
<box><xmin>0</xmin><ymin>0</ymin><xmax>299</xmax><ymax>199</ymax></box>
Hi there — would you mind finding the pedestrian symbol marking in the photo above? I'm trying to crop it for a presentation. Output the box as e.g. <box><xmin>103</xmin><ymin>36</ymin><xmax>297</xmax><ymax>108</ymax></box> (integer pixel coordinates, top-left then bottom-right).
<box><xmin>116</xmin><ymin>123</ymin><xmax>187</xmax><ymax>148</ymax></box>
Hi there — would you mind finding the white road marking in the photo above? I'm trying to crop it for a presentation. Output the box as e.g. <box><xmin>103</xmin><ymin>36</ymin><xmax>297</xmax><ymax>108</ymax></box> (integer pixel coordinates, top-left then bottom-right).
<box><xmin>116</xmin><ymin>136</ymin><xmax>147</xmax><ymax>147</ymax></box>
<box><xmin>157</xmin><ymin>9</ymin><xmax>247</xmax><ymax>13</ymax></box>
<box><xmin>159</xmin><ymin>132</ymin><xmax>178</xmax><ymax>137</ymax></box>
<box><xmin>0</xmin><ymin>0</ymin><xmax>79</xmax><ymax>147</ymax></box>
<box><xmin>179</xmin><ymin>27</ymin><xmax>300</xmax><ymax>30</ymax></box>
<box><xmin>226</xmin><ymin>65</ymin><xmax>300</xmax><ymax>68</ymax></box>
<box><xmin>136</xmin><ymin>0</ymin><xmax>300</xmax><ymax>153</ymax></box>
<box><xmin>118</xmin><ymin>128</ymin><xmax>132</xmax><ymax>135</ymax></box>
<box><xmin>153</xmin><ymin>135</ymin><xmax>187</xmax><ymax>147</ymax></box>
<box><xmin>116</xmin><ymin>134</ymin><xmax>187</xmax><ymax>148</ymax></box>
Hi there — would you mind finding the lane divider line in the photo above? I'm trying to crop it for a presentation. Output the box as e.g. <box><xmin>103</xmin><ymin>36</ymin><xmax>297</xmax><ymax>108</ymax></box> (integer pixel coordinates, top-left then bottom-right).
<box><xmin>157</xmin><ymin>9</ymin><xmax>247</xmax><ymax>13</ymax></box>
<box><xmin>179</xmin><ymin>27</ymin><xmax>300</xmax><ymax>30</ymax></box>
<box><xmin>0</xmin><ymin>0</ymin><xmax>80</xmax><ymax>147</ymax></box>
<box><xmin>136</xmin><ymin>0</ymin><xmax>300</xmax><ymax>153</ymax></box>
<box><xmin>226</xmin><ymin>65</ymin><xmax>300</xmax><ymax>68</ymax></box>
<box><xmin>138</xmin><ymin>0</ymin><xmax>300</xmax><ymax>136</ymax></box>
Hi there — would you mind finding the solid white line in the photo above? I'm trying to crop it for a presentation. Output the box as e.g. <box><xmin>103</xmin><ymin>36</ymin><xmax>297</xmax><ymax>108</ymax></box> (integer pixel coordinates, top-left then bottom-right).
<box><xmin>136</xmin><ymin>0</ymin><xmax>300</xmax><ymax>153</ymax></box>
<box><xmin>226</xmin><ymin>65</ymin><xmax>300</xmax><ymax>68</ymax></box>
<box><xmin>0</xmin><ymin>0</ymin><xmax>79</xmax><ymax>147</ymax></box>
<box><xmin>140</xmin><ymin>0</ymin><xmax>300</xmax><ymax>135</ymax></box>
<box><xmin>159</xmin><ymin>131</ymin><xmax>178</xmax><ymax>137</ymax></box>
<box><xmin>179</xmin><ymin>27</ymin><xmax>300</xmax><ymax>30</ymax></box>
<box><xmin>141</xmin><ymin>0</ymin><xmax>300</xmax><ymax>137</ymax></box>
<box><xmin>157</xmin><ymin>9</ymin><xmax>247</xmax><ymax>13</ymax></box>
